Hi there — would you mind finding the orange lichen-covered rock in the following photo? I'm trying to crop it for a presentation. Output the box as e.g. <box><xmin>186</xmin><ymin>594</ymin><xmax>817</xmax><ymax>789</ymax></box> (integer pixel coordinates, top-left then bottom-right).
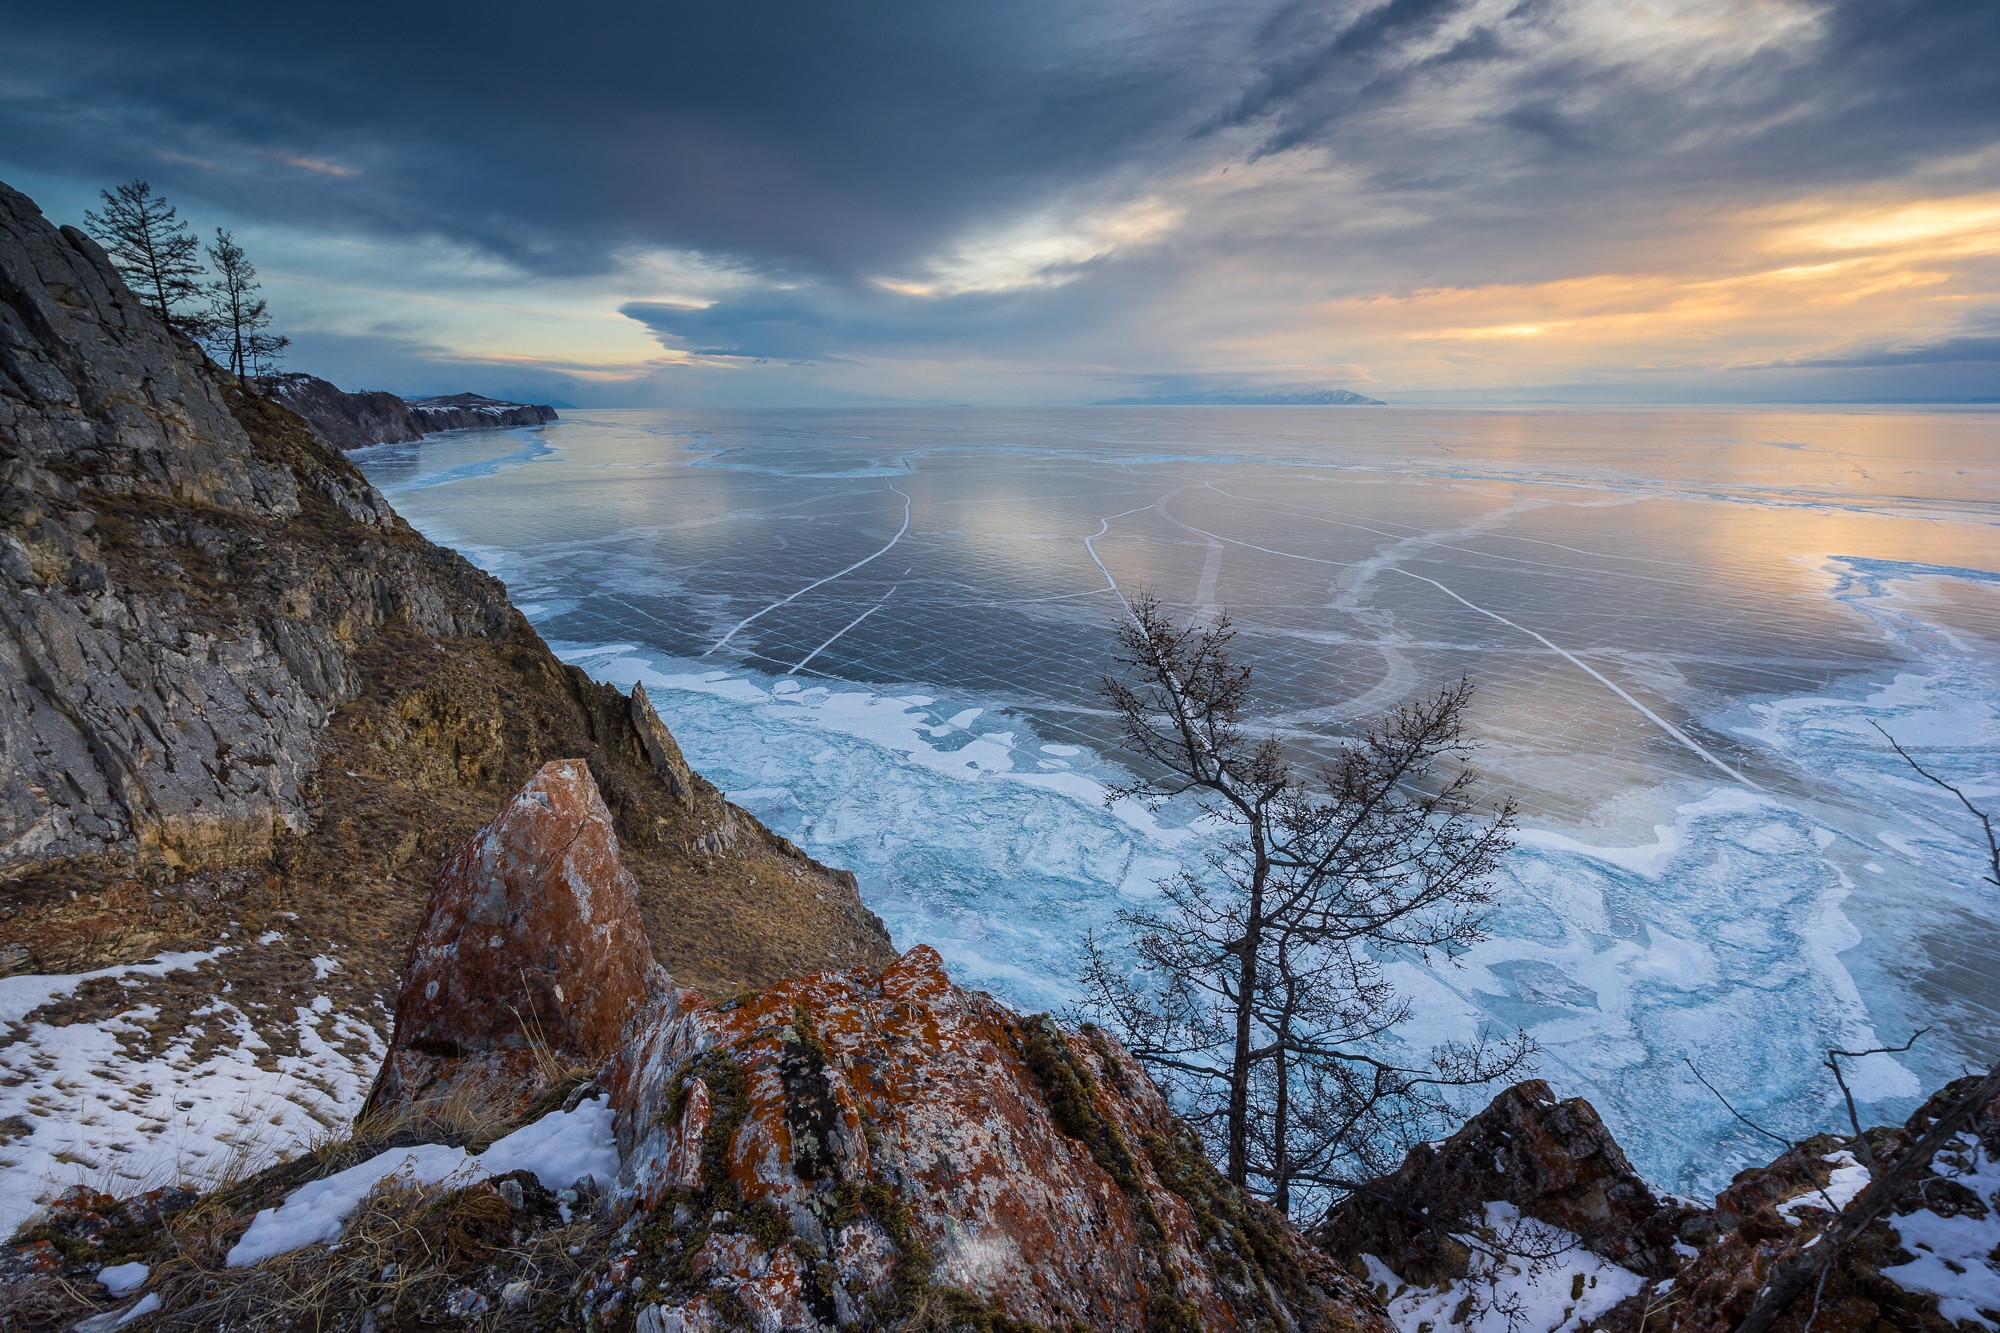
<box><xmin>584</xmin><ymin>945</ymin><xmax>1390</xmax><ymax>1333</ymax></box>
<box><xmin>364</xmin><ymin>758</ymin><xmax>667</xmax><ymax>1119</ymax></box>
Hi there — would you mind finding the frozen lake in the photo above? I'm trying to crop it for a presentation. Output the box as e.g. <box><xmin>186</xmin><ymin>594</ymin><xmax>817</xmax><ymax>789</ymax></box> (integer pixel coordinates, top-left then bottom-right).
<box><xmin>356</xmin><ymin>405</ymin><xmax>2000</xmax><ymax>1196</ymax></box>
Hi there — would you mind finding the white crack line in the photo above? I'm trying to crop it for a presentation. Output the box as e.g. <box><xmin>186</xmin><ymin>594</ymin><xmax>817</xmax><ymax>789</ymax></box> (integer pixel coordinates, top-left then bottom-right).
<box><xmin>702</xmin><ymin>484</ymin><xmax>912</xmax><ymax>657</ymax></box>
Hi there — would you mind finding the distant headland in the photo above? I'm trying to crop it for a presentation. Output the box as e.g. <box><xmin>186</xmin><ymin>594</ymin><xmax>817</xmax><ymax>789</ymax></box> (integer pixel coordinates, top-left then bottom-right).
<box><xmin>259</xmin><ymin>371</ymin><xmax>559</xmax><ymax>450</ymax></box>
<box><xmin>1097</xmin><ymin>388</ymin><xmax>1386</xmax><ymax>406</ymax></box>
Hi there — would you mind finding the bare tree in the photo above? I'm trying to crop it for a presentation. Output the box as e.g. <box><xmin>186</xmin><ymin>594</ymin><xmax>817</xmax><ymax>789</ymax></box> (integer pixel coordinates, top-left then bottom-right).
<box><xmin>1079</xmin><ymin>595</ymin><xmax>1532</xmax><ymax>1214</ymax></box>
<box><xmin>202</xmin><ymin>229</ymin><xmax>289</xmax><ymax>378</ymax></box>
<box><xmin>82</xmin><ymin>180</ymin><xmax>207</xmax><ymax>332</ymax></box>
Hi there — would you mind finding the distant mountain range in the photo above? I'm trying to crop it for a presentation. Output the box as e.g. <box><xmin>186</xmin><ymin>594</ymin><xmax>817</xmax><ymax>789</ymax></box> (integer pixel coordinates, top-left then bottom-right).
<box><xmin>1097</xmin><ymin>388</ymin><xmax>1385</xmax><ymax>406</ymax></box>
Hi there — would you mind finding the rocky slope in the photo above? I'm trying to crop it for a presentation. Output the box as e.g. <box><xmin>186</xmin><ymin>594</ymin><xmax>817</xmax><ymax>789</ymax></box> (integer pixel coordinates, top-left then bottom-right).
<box><xmin>1315</xmin><ymin>1073</ymin><xmax>2000</xmax><ymax>1333</ymax></box>
<box><xmin>3</xmin><ymin>758</ymin><xmax>1392</xmax><ymax>1333</ymax></box>
<box><xmin>258</xmin><ymin>373</ymin><xmax>558</xmax><ymax>450</ymax></box>
<box><xmin>0</xmin><ymin>176</ymin><xmax>890</xmax><ymax>1241</ymax></box>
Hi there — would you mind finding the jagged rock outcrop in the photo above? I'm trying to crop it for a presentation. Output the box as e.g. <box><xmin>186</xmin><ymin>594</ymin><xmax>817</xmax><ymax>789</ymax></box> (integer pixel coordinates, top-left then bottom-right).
<box><xmin>1317</xmin><ymin>1080</ymin><xmax>1701</xmax><ymax>1283</ymax></box>
<box><xmin>0</xmin><ymin>180</ymin><xmax>435</xmax><ymax>869</ymax></box>
<box><xmin>365</xmin><ymin>759</ymin><xmax>669</xmax><ymax>1120</ymax></box>
<box><xmin>1593</xmin><ymin>1079</ymin><xmax>2000</xmax><ymax>1333</ymax></box>
<box><xmin>351</xmin><ymin>765</ymin><xmax>1391</xmax><ymax>1332</ymax></box>
<box><xmin>260</xmin><ymin>373</ymin><xmax>557</xmax><ymax>450</ymax></box>
<box><xmin>598</xmin><ymin>951</ymin><xmax>1390</xmax><ymax>1333</ymax></box>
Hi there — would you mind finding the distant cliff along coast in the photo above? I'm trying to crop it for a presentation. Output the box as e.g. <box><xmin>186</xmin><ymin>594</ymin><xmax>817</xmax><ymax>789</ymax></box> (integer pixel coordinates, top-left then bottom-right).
<box><xmin>259</xmin><ymin>372</ymin><xmax>559</xmax><ymax>450</ymax></box>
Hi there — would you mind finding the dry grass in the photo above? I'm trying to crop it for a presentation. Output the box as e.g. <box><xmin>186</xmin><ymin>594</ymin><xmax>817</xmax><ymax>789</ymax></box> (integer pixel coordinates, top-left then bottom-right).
<box><xmin>94</xmin><ymin>1080</ymin><xmax>617</xmax><ymax>1333</ymax></box>
<box><xmin>142</xmin><ymin>1168</ymin><xmax>609</xmax><ymax>1332</ymax></box>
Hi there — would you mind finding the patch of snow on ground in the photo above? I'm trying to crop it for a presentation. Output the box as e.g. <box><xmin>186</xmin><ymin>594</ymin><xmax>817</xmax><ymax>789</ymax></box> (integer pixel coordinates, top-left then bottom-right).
<box><xmin>97</xmin><ymin>1260</ymin><xmax>148</xmax><ymax>1294</ymax></box>
<box><xmin>1779</xmin><ymin>1151</ymin><xmax>1871</xmax><ymax>1222</ymax></box>
<box><xmin>226</xmin><ymin>1095</ymin><xmax>618</xmax><ymax>1267</ymax></box>
<box><xmin>0</xmin><ymin>959</ymin><xmax>387</xmax><ymax>1238</ymax></box>
<box><xmin>1363</xmin><ymin>1204</ymin><xmax>1646</xmax><ymax>1333</ymax></box>
<box><xmin>1881</xmin><ymin>1134</ymin><xmax>2000</xmax><ymax>1329</ymax></box>
<box><xmin>0</xmin><ymin>950</ymin><xmax>221</xmax><ymax>1027</ymax></box>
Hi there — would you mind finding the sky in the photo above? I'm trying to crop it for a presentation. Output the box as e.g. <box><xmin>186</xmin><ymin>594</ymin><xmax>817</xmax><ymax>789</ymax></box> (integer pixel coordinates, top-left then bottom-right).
<box><xmin>3</xmin><ymin>0</ymin><xmax>1997</xmax><ymax>406</ymax></box>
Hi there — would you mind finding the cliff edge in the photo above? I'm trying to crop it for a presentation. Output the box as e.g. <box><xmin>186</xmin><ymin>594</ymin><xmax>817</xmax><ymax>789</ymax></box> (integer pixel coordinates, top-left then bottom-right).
<box><xmin>259</xmin><ymin>372</ymin><xmax>559</xmax><ymax>450</ymax></box>
<box><xmin>0</xmin><ymin>176</ymin><xmax>893</xmax><ymax>1236</ymax></box>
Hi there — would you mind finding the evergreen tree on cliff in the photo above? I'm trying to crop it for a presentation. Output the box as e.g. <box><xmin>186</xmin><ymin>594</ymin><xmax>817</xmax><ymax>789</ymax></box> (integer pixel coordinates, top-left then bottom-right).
<box><xmin>1081</xmin><ymin>596</ymin><xmax>1532</xmax><ymax>1215</ymax></box>
<box><xmin>82</xmin><ymin>179</ymin><xmax>206</xmax><ymax>332</ymax></box>
<box><xmin>203</xmin><ymin>228</ymin><xmax>289</xmax><ymax>378</ymax></box>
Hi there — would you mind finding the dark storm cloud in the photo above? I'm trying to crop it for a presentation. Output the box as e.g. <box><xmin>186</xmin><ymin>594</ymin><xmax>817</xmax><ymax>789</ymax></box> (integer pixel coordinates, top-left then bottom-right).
<box><xmin>3</xmin><ymin>0</ymin><xmax>1995</xmax><ymax>287</ymax></box>
<box><xmin>619</xmin><ymin>282</ymin><xmax>1079</xmax><ymax>363</ymax></box>
<box><xmin>0</xmin><ymin>0</ymin><xmax>1222</xmax><ymax>278</ymax></box>
<box><xmin>1752</xmin><ymin>334</ymin><xmax>2000</xmax><ymax>370</ymax></box>
<box><xmin>5</xmin><ymin>0</ymin><xmax>1998</xmax><ymax>401</ymax></box>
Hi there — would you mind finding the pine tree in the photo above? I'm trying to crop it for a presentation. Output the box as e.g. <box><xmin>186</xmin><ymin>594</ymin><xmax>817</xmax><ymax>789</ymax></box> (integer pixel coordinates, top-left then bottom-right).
<box><xmin>202</xmin><ymin>229</ymin><xmax>289</xmax><ymax>379</ymax></box>
<box><xmin>82</xmin><ymin>180</ymin><xmax>206</xmax><ymax>331</ymax></box>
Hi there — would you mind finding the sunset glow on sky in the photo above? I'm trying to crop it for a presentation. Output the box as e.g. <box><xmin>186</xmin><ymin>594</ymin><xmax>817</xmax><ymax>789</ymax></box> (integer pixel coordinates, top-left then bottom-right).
<box><xmin>3</xmin><ymin>0</ymin><xmax>1994</xmax><ymax>404</ymax></box>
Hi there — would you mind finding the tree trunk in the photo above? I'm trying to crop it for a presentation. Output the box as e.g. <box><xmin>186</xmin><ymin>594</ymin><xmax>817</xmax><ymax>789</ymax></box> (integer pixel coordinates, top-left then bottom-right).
<box><xmin>1271</xmin><ymin>1039</ymin><xmax>1290</xmax><ymax>1213</ymax></box>
<box><xmin>1227</xmin><ymin>851</ymin><xmax>1267</xmax><ymax>1187</ymax></box>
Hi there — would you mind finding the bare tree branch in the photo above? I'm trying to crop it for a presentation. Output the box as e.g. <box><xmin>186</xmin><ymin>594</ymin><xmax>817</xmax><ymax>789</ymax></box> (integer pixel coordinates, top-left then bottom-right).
<box><xmin>1871</xmin><ymin>721</ymin><xmax>1999</xmax><ymax>887</ymax></box>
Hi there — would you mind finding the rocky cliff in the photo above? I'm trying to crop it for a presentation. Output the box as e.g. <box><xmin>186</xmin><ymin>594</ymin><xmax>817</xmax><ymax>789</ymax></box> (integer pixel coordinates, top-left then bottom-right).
<box><xmin>0</xmin><ymin>175</ymin><xmax>892</xmax><ymax>1253</ymax></box>
<box><xmin>259</xmin><ymin>373</ymin><xmax>558</xmax><ymax>450</ymax></box>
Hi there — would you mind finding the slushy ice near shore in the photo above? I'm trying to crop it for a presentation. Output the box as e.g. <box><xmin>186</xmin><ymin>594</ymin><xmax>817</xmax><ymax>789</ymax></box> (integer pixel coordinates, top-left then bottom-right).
<box><xmin>355</xmin><ymin>405</ymin><xmax>2000</xmax><ymax>1200</ymax></box>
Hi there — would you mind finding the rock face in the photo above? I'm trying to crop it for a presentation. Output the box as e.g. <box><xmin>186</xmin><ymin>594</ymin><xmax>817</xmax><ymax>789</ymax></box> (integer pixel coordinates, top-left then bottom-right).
<box><xmin>599</xmin><ymin>952</ymin><xmax>1389</xmax><ymax>1333</ymax></box>
<box><xmin>1317</xmin><ymin>1079</ymin><xmax>1699</xmax><ymax>1282</ymax></box>
<box><xmin>1</xmin><ymin>167</ymin><xmax>888</xmax><ymax>1055</ymax></box>
<box><xmin>256</xmin><ymin>372</ymin><xmax>421</xmax><ymax>449</ymax></box>
<box><xmin>365</xmin><ymin>759</ymin><xmax>669</xmax><ymax>1119</ymax></box>
<box><xmin>260</xmin><ymin>373</ymin><xmax>558</xmax><ymax>450</ymax></box>
<box><xmin>369</xmin><ymin>786</ymin><xmax>1390</xmax><ymax>1333</ymax></box>
<box><xmin>0</xmin><ymin>180</ymin><xmax>441</xmax><ymax>869</ymax></box>
<box><xmin>1595</xmin><ymin>1080</ymin><xmax>2000</xmax><ymax>1333</ymax></box>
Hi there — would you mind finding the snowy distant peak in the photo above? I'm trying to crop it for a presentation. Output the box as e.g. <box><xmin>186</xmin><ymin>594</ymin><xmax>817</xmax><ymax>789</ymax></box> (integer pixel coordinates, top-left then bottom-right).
<box><xmin>1097</xmin><ymin>387</ymin><xmax>1386</xmax><ymax>405</ymax></box>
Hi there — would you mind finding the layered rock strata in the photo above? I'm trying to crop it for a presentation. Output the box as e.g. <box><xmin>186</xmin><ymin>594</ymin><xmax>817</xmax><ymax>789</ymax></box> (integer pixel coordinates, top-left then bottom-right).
<box><xmin>260</xmin><ymin>373</ymin><xmax>557</xmax><ymax>450</ymax></box>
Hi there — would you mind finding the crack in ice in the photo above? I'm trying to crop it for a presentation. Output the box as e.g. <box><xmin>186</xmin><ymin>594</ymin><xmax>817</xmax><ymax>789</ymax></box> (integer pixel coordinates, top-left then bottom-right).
<box><xmin>702</xmin><ymin>485</ymin><xmax>912</xmax><ymax>657</ymax></box>
<box><xmin>1389</xmin><ymin>568</ymin><xmax>1760</xmax><ymax>790</ymax></box>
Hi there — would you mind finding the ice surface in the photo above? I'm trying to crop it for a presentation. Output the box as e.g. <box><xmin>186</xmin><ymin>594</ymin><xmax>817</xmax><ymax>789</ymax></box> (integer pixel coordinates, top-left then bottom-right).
<box><xmin>226</xmin><ymin>1095</ymin><xmax>617</xmax><ymax>1267</ymax></box>
<box><xmin>359</xmin><ymin>406</ymin><xmax>2000</xmax><ymax>1197</ymax></box>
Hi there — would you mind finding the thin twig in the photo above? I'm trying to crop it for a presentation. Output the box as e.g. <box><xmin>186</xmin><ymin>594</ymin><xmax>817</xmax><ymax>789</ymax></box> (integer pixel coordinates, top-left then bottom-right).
<box><xmin>1871</xmin><ymin>721</ymin><xmax>2000</xmax><ymax>886</ymax></box>
<box><xmin>1824</xmin><ymin>1030</ymin><xmax>1927</xmax><ymax>1173</ymax></box>
<box><xmin>1684</xmin><ymin>1058</ymin><xmax>1793</xmax><ymax>1150</ymax></box>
